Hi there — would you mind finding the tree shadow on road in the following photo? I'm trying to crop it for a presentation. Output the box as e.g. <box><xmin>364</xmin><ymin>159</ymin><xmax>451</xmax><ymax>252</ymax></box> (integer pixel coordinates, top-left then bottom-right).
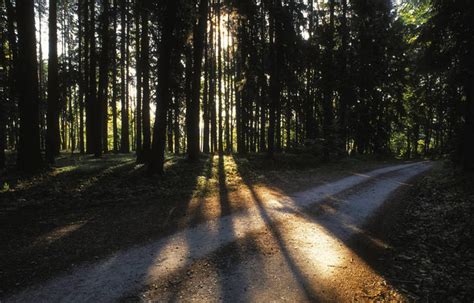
<box><xmin>0</xmin><ymin>154</ymin><xmax>208</xmax><ymax>296</ymax></box>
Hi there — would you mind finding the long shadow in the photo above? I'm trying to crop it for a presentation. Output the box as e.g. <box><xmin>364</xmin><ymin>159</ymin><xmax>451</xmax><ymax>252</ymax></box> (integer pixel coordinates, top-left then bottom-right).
<box><xmin>236</xmin><ymin>158</ymin><xmax>429</xmax><ymax>300</ymax></box>
<box><xmin>0</xmin><ymin>155</ymin><xmax>207</xmax><ymax>297</ymax></box>
<box><xmin>234</xmin><ymin>155</ymin><xmax>323</xmax><ymax>302</ymax></box>
<box><xmin>1</xmin><ymin>154</ymin><xmax>133</xmax><ymax>198</ymax></box>
<box><xmin>215</xmin><ymin>155</ymin><xmax>250</xmax><ymax>303</ymax></box>
<box><xmin>166</xmin><ymin>155</ymin><xmax>257</xmax><ymax>302</ymax></box>
<box><xmin>0</xmin><ymin>157</ymin><xmax>137</xmax><ymax>256</ymax></box>
<box><xmin>163</xmin><ymin>155</ymin><xmax>216</xmax><ymax>302</ymax></box>
<box><xmin>187</xmin><ymin>155</ymin><xmax>214</xmax><ymax>226</ymax></box>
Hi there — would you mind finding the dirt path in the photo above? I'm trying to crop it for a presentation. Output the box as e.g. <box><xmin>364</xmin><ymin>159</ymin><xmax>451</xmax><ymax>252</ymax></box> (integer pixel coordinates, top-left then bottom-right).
<box><xmin>3</xmin><ymin>162</ymin><xmax>431</xmax><ymax>303</ymax></box>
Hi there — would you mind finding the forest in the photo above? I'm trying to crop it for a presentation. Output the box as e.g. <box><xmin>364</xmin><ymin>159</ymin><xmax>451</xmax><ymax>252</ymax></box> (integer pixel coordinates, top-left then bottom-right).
<box><xmin>1</xmin><ymin>0</ymin><xmax>473</xmax><ymax>301</ymax></box>
<box><xmin>0</xmin><ymin>0</ymin><xmax>472</xmax><ymax>172</ymax></box>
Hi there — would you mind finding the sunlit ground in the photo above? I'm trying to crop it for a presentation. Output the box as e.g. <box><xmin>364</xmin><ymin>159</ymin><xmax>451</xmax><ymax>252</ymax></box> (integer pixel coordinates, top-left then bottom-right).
<box><xmin>1</xmin><ymin>153</ymin><xmax>409</xmax><ymax>301</ymax></box>
<box><xmin>136</xmin><ymin>155</ymin><xmax>407</xmax><ymax>302</ymax></box>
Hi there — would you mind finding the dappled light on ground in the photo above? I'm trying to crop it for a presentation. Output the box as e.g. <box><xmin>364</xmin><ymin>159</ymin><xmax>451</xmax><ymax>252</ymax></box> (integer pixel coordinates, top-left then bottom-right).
<box><xmin>1</xmin><ymin>155</ymin><xmax>431</xmax><ymax>302</ymax></box>
<box><xmin>133</xmin><ymin>162</ymin><xmax>430</xmax><ymax>301</ymax></box>
<box><xmin>31</xmin><ymin>222</ymin><xmax>87</xmax><ymax>248</ymax></box>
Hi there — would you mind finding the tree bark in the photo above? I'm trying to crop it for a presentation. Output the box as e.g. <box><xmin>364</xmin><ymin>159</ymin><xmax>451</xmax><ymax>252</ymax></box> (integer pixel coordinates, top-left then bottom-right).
<box><xmin>202</xmin><ymin>26</ymin><xmax>210</xmax><ymax>154</ymax></box>
<box><xmin>135</xmin><ymin>0</ymin><xmax>142</xmax><ymax>160</ymax></box>
<box><xmin>16</xmin><ymin>0</ymin><xmax>42</xmax><ymax>171</ymax></box>
<box><xmin>120</xmin><ymin>0</ymin><xmax>130</xmax><ymax>153</ymax></box>
<box><xmin>111</xmin><ymin>0</ymin><xmax>119</xmax><ymax>152</ymax></box>
<box><xmin>187</xmin><ymin>0</ymin><xmax>208</xmax><ymax>161</ymax></box>
<box><xmin>98</xmin><ymin>0</ymin><xmax>111</xmax><ymax>156</ymax></box>
<box><xmin>139</xmin><ymin>2</ymin><xmax>150</xmax><ymax>160</ymax></box>
<box><xmin>149</xmin><ymin>0</ymin><xmax>179</xmax><ymax>174</ymax></box>
<box><xmin>88</xmin><ymin>0</ymin><xmax>100</xmax><ymax>156</ymax></box>
<box><xmin>268</xmin><ymin>0</ymin><xmax>282</xmax><ymax>158</ymax></box>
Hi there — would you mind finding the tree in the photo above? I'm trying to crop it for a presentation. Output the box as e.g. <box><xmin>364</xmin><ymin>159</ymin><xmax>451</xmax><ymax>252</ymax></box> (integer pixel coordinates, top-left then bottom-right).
<box><xmin>111</xmin><ymin>0</ymin><xmax>119</xmax><ymax>153</ymax></box>
<box><xmin>423</xmin><ymin>0</ymin><xmax>474</xmax><ymax>170</ymax></box>
<box><xmin>97</xmin><ymin>0</ymin><xmax>111</xmax><ymax>156</ymax></box>
<box><xmin>88</xmin><ymin>0</ymin><xmax>100</xmax><ymax>156</ymax></box>
<box><xmin>268</xmin><ymin>0</ymin><xmax>283</xmax><ymax>158</ymax></box>
<box><xmin>0</xmin><ymin>1</ymin><xmax>7</xmax><ymax>169</ymax></box>
<box><xmin>46</xmin><ymin>0</ymin><xmax>60</xmax><ymax>163</ymax></box>
<box><xmin>120</xmin><ymin>0</ymin><xmax>129</xmax><ymax>153</ymax></box>
<box><xmin>149</xmin><ymin>0</ymin><xmax>180</xmax><ymax>174</ymax></box>
<box><xmin>141</xmin><ymin>0</ymin><xmax>151</xmax><ymax>161</ymax></box>
<box><xmin>135</xmin><ymin>0</ymin><xmax>142</xmax><ymax>160</ymax></box>
<box><xmin>187</xmin><ymin>0</ymin><xmax>208</xmax><ymax>161</ymax></box>
<box><xmin>16</xmin><ymin>0</ymin><xmax>42</xmax><ymax>171</ymax></box>
<box><xmin>321</xmin><ymin>0</ymin><xmax>335</xmax><ymax>158</ymax></box>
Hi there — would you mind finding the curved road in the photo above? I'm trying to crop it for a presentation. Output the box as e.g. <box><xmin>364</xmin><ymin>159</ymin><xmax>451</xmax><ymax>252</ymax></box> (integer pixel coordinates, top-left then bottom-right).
<box><xmin>4</xmin><ymin>162</ymin><xmax>432</xmax><ymax>302</ymax></box>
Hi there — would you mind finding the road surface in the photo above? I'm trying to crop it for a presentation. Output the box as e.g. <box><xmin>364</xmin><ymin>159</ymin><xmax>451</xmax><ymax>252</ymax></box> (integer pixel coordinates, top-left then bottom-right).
<box><xmin>4</xmin><ymin>162</ymin><xmax>432</xmax><ymax>302</ymax></box>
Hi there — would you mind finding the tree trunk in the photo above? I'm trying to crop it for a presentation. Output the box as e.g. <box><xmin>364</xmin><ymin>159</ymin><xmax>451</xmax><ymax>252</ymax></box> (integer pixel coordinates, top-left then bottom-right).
<box><xmin>98</xmin><ymin>0</ymin><xmax>111</xmax><ymax>156</ymax></box>
<box><xmin>111</xmin><ymin>0</ymin><xmax>119</xmax><ymax>153</ymax></box>
<box><xmin>135</xmin><ymin>0</ymin><xmax>143</xmax><ymax>160</ymax></box>
<box><xmin>16</xmin><ymin>0</ymin><xmax>42</xmax><ymax>171</ymax></box>
<box><xmin>78</xmin><ymin>0</ymin><xmax>86</xmax><ymax>154</ymax></box>
<box><xmin>187</xmin><ymin>0</ymin><xmax>208</xmax><ymax>161</ymax></box>
<box><xmin>88</xmin><ymin>0</ymin><xmax>100</xmax><ymax>156</ymax></box>
<box><xmin>464</xmin><ymin>77</ymin><xmax>474</xmax><ymax>170</ymax></box>
<box><xmin>120</xmin><ymin>0</ymin><xmax>130</xmax><ymax>153</ymax></box>
<box><xmin>268</xmin><ymin>0</ymin><xmax>282</xmax><ymax>158</ymax></box>
<box><xmin>0</xmin><ymin>19</ymin><xmax>6</xmax><ymax>169</ymax></box>
<box><xmin>202</xmin><ymin>27</ymin><xmax>210</xmax><ymax>154</ymax></box>
<box><xmin>322</xmin><ymin>0</ymin><xmax>335</xmax><ymax>158</ymax></box>
<box><xmin>338</xmin><ymin>0</ymin><xmax>349</xmax><ymax>155</ymax></box>
<box><xmin>141</xmin><ymin>0</ymin><xmax>151</xmax><ymax>161</ymax></box>
<box><xmin>217</xmin><ymin>0</ymin><xmax>223</xmax><ymax>154</ymax></box>
<box><xmin>149</xmin><ymin>0</ymin><xmax>179</xmax><ymax>174</ymax></box>
<box><xmin>209</xmin><ymin>1</ymin><xmax>217</xmax><ymax>153</ymax></box>
<box><xmin>46</xmin><ymin>0</ymin><xmax>61</xmax><ymax>163</ymax></box>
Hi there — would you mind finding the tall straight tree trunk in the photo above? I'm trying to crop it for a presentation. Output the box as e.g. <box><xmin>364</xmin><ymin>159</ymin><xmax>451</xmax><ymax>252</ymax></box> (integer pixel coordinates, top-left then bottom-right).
<box><xmin>187</xmin><ymin>0</ymin><xmax>208</xmax><ymax>161</ymax></box>
<box><xmin>16</xmin><ymin>0</ymin><xmax>42</xmax><ymax>171</ymax></box>
<box><xmin>88</xmin><ymin>0</ymin><xmax>99</xmax><ymax>156</ymax></box>
<box><xmin>258</xmin><ymin>3</ymin><xmax>266</xmax><ymax>152</ymax></box>
<box><xmin>173</xmin><ymin>87</ymin><xmax>181</xmax><ymax>154</ymax></box>
<box><xmin>78</xmin><ymin>0</ymin><xmax>86</xmax><ymax>154</ymax></box>
<box><xmin>111</xmin><ymin>0</ymin><xmax>119</xmax><ymax>152</ymax></box>
<box><xmin>464</xmin><ymin>76</ymin><xmax>474</xmax><ymax>170</ymax></box>
<box><xmin>202</xmin><ymin>28</ymin><xmax>210</xmax><ymax>154</ymax></box>
<box><xmin>304</xmin><ymin>0</ymin><xmax>316</xmax><ymax>143</ymax></box>
<box><xmin>149</xmin><ymin>0</ymin><xmax>179</xmax><ymax>174</ymax></box>
<box><xmin>141</xmin><ymin>0</ymin><xmax>151</xmax><ymax>159</ymax></box>
<box><xmin>98</xmin><ymin>0</ymin><xmax>111</xmax><ymax>156</ymax></box>
<box><xmin>268</xmin><ymin>0</ymin><xmax>282</xmax><ymax>158</ymax></box>
<box><xmin>135</xmin><ymin>0</ymin><xmax>142</xmax><ymax>160</ymax></box>
<box><xmin>338</xmin><ymin>0</ymin><xmax>349</xmax><ymax>155</ymax></box>
<box><xmin>2</xmin><ymin>0</ymin><xmax>17</xmax><ymax>169</ymax></box>
<box><xmin>84</xmin><ymin>0</ymin><xmax>94</xmax><ymax>154</ymax></box>
<box><xmin>184</xmin><ymin>45</ymin><xmax>192</xmax><ymax>153</ymax></box>
<box><xmin>125</xmin><ymin>5</ymin><xmax>131</xmax><ymax>151</ymax></box>
<box><xmin>224</xmin><ymin>13</ymin><xmax>231</xmax><ymax>153</ymax></box>
<box><xmin>230</xmin><ymin>34</ymin><xmax>236</xmax><ymax>151</ymax></box>
<box><xmin>235</xmin><ymin>39</ymin><xmax>243</xmax><ymax>154</ymax></box>
<box><xmin>47</xmin><ymin>0</ymin><xmax>60</xmax><ymax>163</ymax></box>
<box><xmin>167</xmin><ymin>109</ymin><xmax>173</xmax><ymax>153</ymax></box>
<box><xmin>0</xmin><ymin>21</ymin><xmax>6</xmax><ymax>169</ymax></box>
<box><xmin>46</xmin><ymin>0</ymin><xmax>59</xmax><ymax>163</ymax></box>
<box><xmin>120</xmin><ymin>0</ymin><xmax>130</xmax><ymax>153</ymax></box>
<box><xmin>209</xmin><ymin>0</ymin><xmax>217</xmax><ymax>153</ymax></box>
<box><xmin>217</xmin><ymin>0</ymin><xmax>223</xmax><ymax>154</ymax></box>
<box><xmin>38</xmin><ymin>4</ymin><xmax>46</xmax><ymax>152</ymax></box>
<box><xmin>322</xmin><ymin>0</ymin><xmax>335</xmax><ymax>158</ymax></box>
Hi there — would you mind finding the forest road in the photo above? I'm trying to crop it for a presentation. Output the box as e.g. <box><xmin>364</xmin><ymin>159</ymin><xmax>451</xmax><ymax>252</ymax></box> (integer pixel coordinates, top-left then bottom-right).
<box><xmin>4</xmin><ymin>162</ymin><xmax>432</xmax><ymax>303</ymax></box>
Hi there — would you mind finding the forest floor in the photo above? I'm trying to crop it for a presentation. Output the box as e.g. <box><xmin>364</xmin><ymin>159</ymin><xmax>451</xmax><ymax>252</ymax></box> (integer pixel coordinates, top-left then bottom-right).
<box><xmin>0</xmin><ymin>154</ymin><xmax>472</xmax><ymax>302</ymax></box>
